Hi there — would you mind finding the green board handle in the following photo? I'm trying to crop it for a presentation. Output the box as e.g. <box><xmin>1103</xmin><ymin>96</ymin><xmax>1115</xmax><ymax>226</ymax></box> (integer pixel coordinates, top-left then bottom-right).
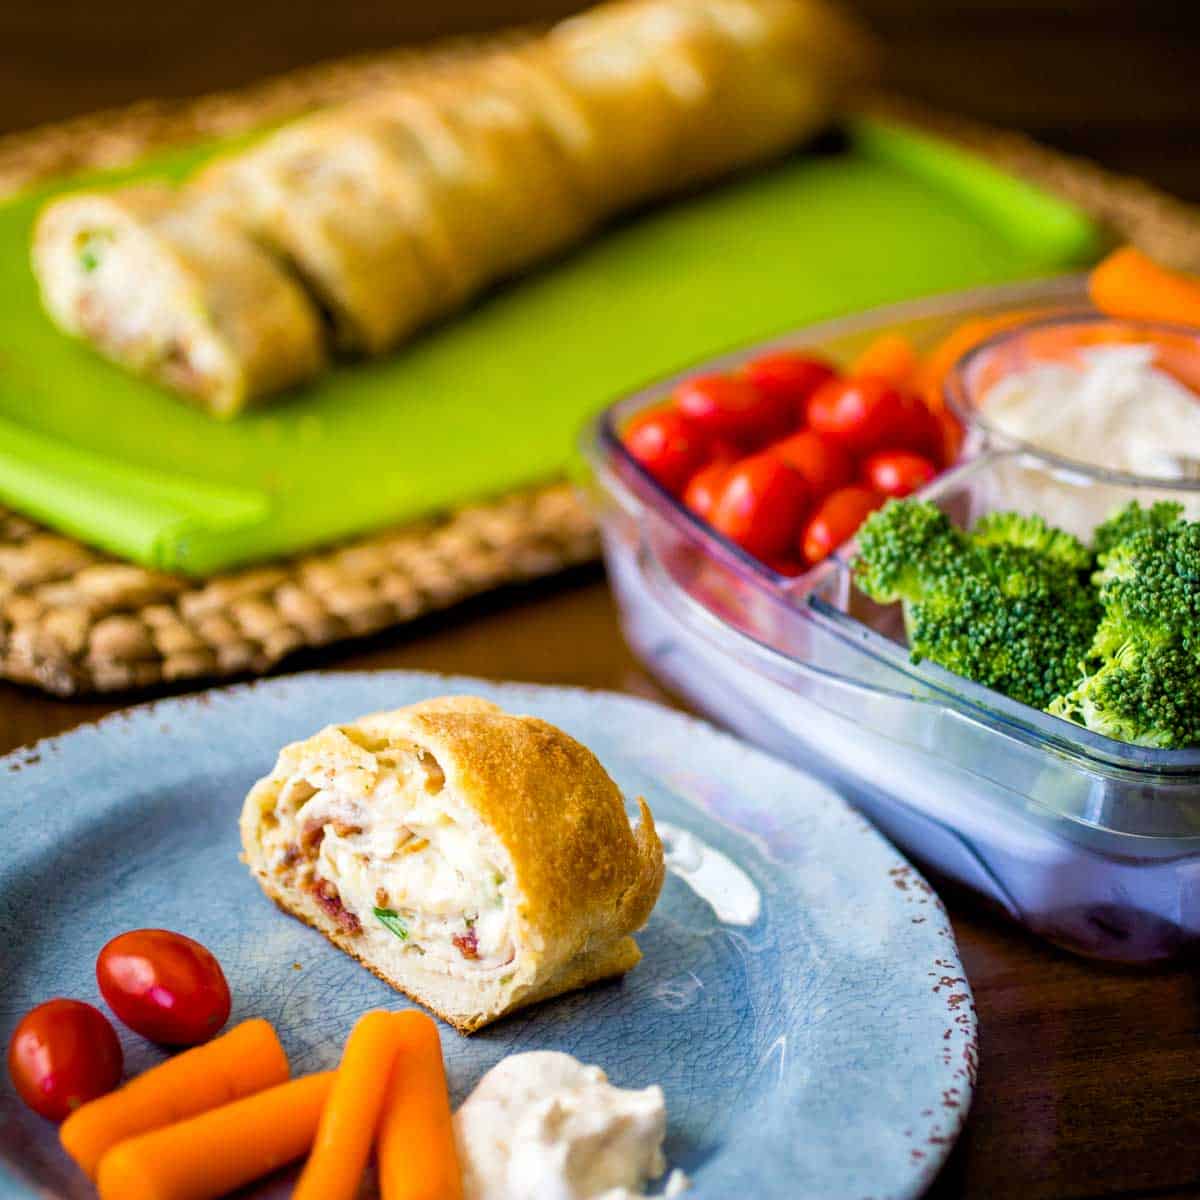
<box><xmin>851</xmin><ymin>116</ymin><xmax>1105</xmax><ymax>264</ymax></box>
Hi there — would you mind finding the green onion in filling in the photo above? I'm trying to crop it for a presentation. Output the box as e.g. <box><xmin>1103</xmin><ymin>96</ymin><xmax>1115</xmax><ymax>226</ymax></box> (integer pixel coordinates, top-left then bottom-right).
<box><xmin>373</xmin><ymin>907</ymin><xmax>409</xmax><ymax>940</ymax></box>
<box><xmin>77</xmin><ymin>230</ymin><xmax>113</xmax><ymax>273</ymax></box>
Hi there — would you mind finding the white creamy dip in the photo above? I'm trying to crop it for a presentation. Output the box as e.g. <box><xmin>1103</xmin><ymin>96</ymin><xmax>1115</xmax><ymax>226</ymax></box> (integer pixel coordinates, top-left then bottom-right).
<box><xmin>658</xmin><ymin>822</ymin><xmax>761</xmax><ymax>926</ymax></box>
<box><xmin>453</xmin><ymin>1051</ymin><xmax>687</xmax><ymax>1200</ymax></box>
<box><xmin>985</xmin><ymin>344</ymin><xmax>1200</xmax><ymax>478</ymax></box>
<box><xmin>981</xmin><ymin>344</ymin><xmax>1200</xmax><ymax>536</ymax></box>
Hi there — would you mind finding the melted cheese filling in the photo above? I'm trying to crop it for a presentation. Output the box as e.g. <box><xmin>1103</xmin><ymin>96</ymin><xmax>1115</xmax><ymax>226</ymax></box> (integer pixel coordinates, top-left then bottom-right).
<box><xmin>63</xmin><ymin>224</ymin><xmax>221</xmax><ymax>395</ymax></box>
<box><xmin>267</xmin><ymin>746</ymin><xmax>515</xmax><ymax>972</ymax></box>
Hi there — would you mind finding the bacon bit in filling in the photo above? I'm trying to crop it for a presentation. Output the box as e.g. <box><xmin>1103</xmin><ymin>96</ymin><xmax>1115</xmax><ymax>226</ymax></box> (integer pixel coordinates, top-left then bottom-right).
<box><xmin>310</xmin><ymin>877</ymin><xmax>362</xmax><ymax>935</ymax></box>
<box><xmin>76</xmin><ymin>292</ymin><xmax>105</xmax><ymax>337</ymax></box>
<box><xmin>452</xmin><ymin>928</ymin><xmax>480</xmax><ymax>960</ymax></box>
<box><xmin>274</xmin><ymin>843</ymin><xmax>316</xmax><ymax>887</ymax></box>
<box><xmin>420</xmin><ymin>752</ymin><xmax>446</xmax><ymax>793</ymax></box>
<box><xmin>375</xmin><ymin>887</ymin><xmax>390</xmax><ymax>907</ymax></box>
<box><xmin>330</xmin><ymin>820</ymin><xmax>363</xmax><ymax>838</ymax></box>
<box><xmin>300</xmin><ymin>818</ymin><xmax>326</xmax><ymax>851</ymax></box>
<box><xmin>158</xmin><ymin>339</ymin><xmax>209</xmax><ymax>398</ymax></box>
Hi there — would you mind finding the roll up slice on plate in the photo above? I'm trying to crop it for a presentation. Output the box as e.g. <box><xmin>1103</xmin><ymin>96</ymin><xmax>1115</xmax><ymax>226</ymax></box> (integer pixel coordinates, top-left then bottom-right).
<box><xmin>240</xmin><ymin>696</ymin><xmax>665</xmax><ymax>1033</ymax></box>
<box><xmin>31</xmin><ymin>183</ymin><xmax>327</xmax><ymax>417</ymax></box>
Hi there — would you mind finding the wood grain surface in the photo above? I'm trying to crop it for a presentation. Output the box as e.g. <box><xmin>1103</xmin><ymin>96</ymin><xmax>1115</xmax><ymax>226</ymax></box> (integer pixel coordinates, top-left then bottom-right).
<box><xmin>4</xmin><ymin>4</ymin><xmax>1200</xmax><ymax>1197</ymax></box>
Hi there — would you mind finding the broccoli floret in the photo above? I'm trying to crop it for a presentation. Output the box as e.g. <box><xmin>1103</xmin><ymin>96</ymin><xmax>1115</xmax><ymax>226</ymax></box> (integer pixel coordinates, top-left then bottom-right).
<box><xmin>854</xmin><ymin>501</ymin><xmax>1100</xmax><ymax>709</ymax></box>
<box><xmin>853</xmin><ymin>499</ymin><xmax>962</xmax><ymax>604</ymax></box>
<box><xmin>1091</xmin><ymin>517</ymin><xmax>1200</xmax><ymax>659</ymax></box>
<box><xmin>970</xmin><ymin>511</ymin><xmax>1092</xmax><ymax>573</ymax></box>
<box><xmin>1092</xmin><ymin>500</ymin><xmax>1184</xmax><ymax>559</ymax></box>
<box><xmin>1049</xmin><ymin>503</ymin><xmax>1200</xmax><ymax>749</ymax></box>
<box><xmin>1048</xmin><ymin>641</ymin><xmax>1200</xmax><ymax>749</ymax></box>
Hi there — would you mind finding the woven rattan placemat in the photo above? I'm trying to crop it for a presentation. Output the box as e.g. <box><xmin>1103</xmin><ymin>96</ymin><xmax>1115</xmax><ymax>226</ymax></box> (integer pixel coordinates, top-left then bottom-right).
<box><xmin>3</xmin><ymin>46</ymin><xmax>1199</xmax><ymax>696</ymax></box>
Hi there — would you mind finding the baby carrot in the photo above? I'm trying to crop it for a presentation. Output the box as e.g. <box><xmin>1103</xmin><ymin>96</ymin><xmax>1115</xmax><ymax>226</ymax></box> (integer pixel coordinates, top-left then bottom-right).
<box><xmin>294</xmin><ymin>1011</ymin><xmax>412</xmax><ymax>1200</ymax></box>
<box><xmin>96</xmin><ymin>1071</ymin><xmax>333</xmax><ymax>1200</ymax></box>
<box><xmin>1089</xmin><ymin>245</ymin><xmax>1200</xmax><ymax>328</ymax></box>
<box><xmin>852</xmin><ymin>332</ymin><xmax>919</xmax><ymax>388</ymax></box>
<box><xmin>918</xmin><ymin>308</ymin><xmax>1050</xmax><ymax>409</ymax></box>
<box><xmin>60</xmin><ymin>1018</ymin><xmax>289</xmax><ymax>1180</ymax></box>
<box><xmin>378</xmin><ymin>1011</ymin><xmax>463</xmax><ymax>1200</ymax></box>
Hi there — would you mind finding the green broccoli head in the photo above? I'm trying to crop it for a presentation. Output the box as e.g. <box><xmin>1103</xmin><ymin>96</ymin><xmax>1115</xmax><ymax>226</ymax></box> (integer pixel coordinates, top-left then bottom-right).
<box><xmin>970</xmin><ymin>511</ymin><xmax>1092</xmax><ymax>573</ymax></box>
<box><xmin>905</xmin><ymin>543</ymin><xmax>1099</xmax><ymax>709</ymax></box>
<box><xmin>1092</xmin><ymin>500</ymin><xmax>1184</xmax><ymax>560</ymax></box>
<box><xmin>853</xmin><ymin>499</ymin><xmax>962</xmax><ymax>606</ymax></box>
<box><xmin>1047</xmin><ymin>504</ymin><xmax>1200</xmax><ymax>749</ymax></box>
<box><xmin>853</xmin><ymin>501</ymin><xmax>1100</xmax><ymax>710</ymax></box>
<box><xmin>1048</xmin><ymin>640</ymin><xmax>1200</xmax><ymax>749</ymax></box>
<box><xmin>1091</xmin><ymin>517</ymin><xmax>1200</xmax><ymax>659</ymax></box>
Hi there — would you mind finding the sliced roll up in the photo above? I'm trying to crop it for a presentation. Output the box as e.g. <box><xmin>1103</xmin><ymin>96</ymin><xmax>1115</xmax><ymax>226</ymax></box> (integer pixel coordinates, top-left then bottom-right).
<box><xmin>32</xmin><ymin>184</ymin><xmax>326</xmax><ymax>417</ymax></box>
<box><xmin>33</xmin><ymin>0</ymin><xmax>871</xmax><ymax>410</ymax></box>
<box><xmin>538</xmin><ymin>0</ymin><xmax>873</xmax><ymax>211</ymax></box>
<box><xmin>194</xmin><ymin>120</ymin><xmax>450</xmax><ymax>354</ymax></box>
<box><xmin>240</xmin><ymin>696</ymin><xmax>665</xmax><ymax>1034</ymax></box>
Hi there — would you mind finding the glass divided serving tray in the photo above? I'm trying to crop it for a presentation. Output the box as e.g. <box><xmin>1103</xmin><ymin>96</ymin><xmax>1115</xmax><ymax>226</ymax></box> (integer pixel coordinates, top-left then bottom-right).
<box><xmin>583</xmin><ymin>276</ymin><xmax>1200</xmax><ymax>964</ymax></box>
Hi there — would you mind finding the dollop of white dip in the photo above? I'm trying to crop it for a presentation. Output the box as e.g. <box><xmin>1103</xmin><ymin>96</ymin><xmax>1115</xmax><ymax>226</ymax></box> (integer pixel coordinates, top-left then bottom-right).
<box><xmin>979</xmin><ymin>343</ymin><xmax>1200</xmax><ymax>538</ymax></box>
<box><xmin>453</xmin><ymin>1051</ymin><xmax>687</xmax><ymax>1200</ymax></box>
<box><xmin>985</xmin><ymin>344</ymin><xmax>1200</xmax><ymax>479</ymax></box>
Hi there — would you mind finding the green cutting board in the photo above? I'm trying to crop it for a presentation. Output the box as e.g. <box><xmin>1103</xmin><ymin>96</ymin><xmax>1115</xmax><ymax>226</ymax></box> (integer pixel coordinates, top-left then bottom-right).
<box><xmin>0</xmin><ymin>118</ymin><xmax>1102</xmax><ymax>575</ymax></box>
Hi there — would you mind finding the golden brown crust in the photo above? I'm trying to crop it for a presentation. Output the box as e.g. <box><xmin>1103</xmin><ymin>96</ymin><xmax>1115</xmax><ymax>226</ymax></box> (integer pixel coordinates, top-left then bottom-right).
<box><xmin>240</xmin><ymin>694</ymin><xmax>664</xmax><ymax>1033</ymax></box>
<box><xmin>368</xmin><ymin>698</ymin><xmax>665</xmax><ymax>981</ymax></box>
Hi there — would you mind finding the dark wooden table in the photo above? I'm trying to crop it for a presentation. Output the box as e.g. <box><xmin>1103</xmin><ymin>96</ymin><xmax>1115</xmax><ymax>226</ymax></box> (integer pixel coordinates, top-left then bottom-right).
<box><xmin>4</xmin><ymin>2</ymin><xmax>1200</xmax><ymax>1197</ymax></box>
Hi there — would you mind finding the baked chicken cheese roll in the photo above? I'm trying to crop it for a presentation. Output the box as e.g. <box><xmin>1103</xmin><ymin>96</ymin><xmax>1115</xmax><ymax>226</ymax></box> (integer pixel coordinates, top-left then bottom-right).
<box><xmin>32</xmin><ymin>184</ymin><xmax>326</xmax><ymax>417</ymax></box>
<box><xmin>195</xmin><ymin>121</ymin><xmax>448</xmax><ymax>354</ymax></box>
<box><xmin>240</xmin><ymin>697</ymin><xmax>665</xmax><ymax>1034</ymax></box>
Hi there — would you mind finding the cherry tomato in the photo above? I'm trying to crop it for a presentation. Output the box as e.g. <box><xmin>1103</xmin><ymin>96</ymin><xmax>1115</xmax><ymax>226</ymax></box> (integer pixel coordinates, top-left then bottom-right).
<box><xmin>891</xmin><ymin>389</ymin><xmax>944</xmax><ymax>462</ymax></box>
<box><xmin>806</xmin><ymin>376</ymin><xmax>908</xmax><ymax>454</ymax></box>
<box><xmin>743</xmin><ymin>351</ymin><xmax>838</xmax><ymax>421</ymax></box>
<box><xmin>806</xmin><ymin>375</ymin><xmax>939</xmax><ymax>457</ymax></box>
<box><xmin>801</xmin><ymin>486</ymin><xmax>884</xmax><ymax>564</ymax></box>
<box><xmin>707</xmin><ymin>437</ymin><xmax>744</xmax><ymax>464</ymax></box>
<box><xmin>673</xmin><ymin>373</ymin><xmax>790</xmax><ymax>447</ymax></box>
<box><xmin>761</xmin><ymin>554</ymin><xmax>807</xmax><ymax>578</ymax></box>
<box><xmin>623</xmin><ymin>408</ymin><xmax>709</xmax><ymax>495</ymax></box>
<box><xmin>770</xmin><ymin>430</ymin><xmax>854</xmax><ymax>499</ymax></box>
<box><xmin>683</xmin><ymin>459</ymin><xmax>734</xmax><ymax>521</ymax></box>
<box><xmin>97</xmin><ymin>929</ymin><xmax>231</xmax><ymax>1046</ymax></box>
<box><xmin>710</xmin><ymin>453</ymin><xmax>809</xmax><ymax>560</ymax></box>
<box><xmin>861</xmin><ymin>450</ymin><xmax>938</xmax><ymax>498</ymax></box>
<box><xmin>8</xmin><ymin>999</ymin><xmax>122</xmax><ymax>1121</ymax></box>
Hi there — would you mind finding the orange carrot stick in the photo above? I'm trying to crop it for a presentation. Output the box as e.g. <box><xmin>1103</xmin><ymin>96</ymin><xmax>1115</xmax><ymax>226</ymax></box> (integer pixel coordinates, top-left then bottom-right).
<box><xmin>61</xmin><ymin>1018</ymin><xmax>289</xmax><ymax>1180</ymax></box>
<box><xmin>918</xmin><ymin>308</ymin><xmax>1052</xmax><ymax>410</ymax></box>
<box><xmin>96</xmin><ymin>1071</ymin><xmax>333</xmax><ymax>1200</ymax></box>
<box><xmin>852</xmin><ymin>332</ymin><xmax>919</xmax><ymax>388</ymax></box>
<box><xmin>377</xmin><ymin>1012</ymin><xmax>463</xmax><ymax>1200</ymax></box>
<box><xmin>293</xmin><ymin>1011</ymin><xmax>411</xmax><ymax>1200</ymax></box>
<box><xmin>1089</xmin><ymin>245</ymin><xmax>1200</xmax><ymax>328</ymax></box>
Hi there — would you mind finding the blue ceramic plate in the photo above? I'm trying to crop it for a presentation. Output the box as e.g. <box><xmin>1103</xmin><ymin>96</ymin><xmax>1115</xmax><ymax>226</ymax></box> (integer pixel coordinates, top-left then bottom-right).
<box><xmin>0</xmin><ymin>673</ymin><xmax>976</xmax><ymax>1199</ymax></box>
